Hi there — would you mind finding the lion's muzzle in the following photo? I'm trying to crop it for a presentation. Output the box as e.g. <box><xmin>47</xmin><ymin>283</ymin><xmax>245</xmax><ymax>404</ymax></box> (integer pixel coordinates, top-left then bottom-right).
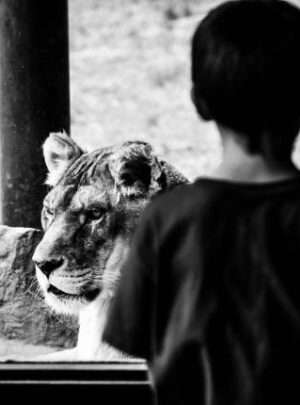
<box><xmin>33</xmin><ymin>257</ymin><xmax>65</xmax><ymax>278</ymax></box>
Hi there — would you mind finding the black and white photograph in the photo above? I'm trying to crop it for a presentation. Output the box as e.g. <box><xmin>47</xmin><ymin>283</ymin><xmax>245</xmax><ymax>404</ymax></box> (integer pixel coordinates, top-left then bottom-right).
<box><xmin>1</xmin><ymin>0</ymin><xmax>300</xmax><ymax>403</ymax></box>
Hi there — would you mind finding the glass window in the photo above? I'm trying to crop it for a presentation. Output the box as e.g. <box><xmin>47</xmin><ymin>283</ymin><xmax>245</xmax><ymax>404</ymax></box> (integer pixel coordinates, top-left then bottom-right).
<box><xmin>0</xmin><ymin>0</ymin><xmax>221</xmax><ymax>363</ymax></box>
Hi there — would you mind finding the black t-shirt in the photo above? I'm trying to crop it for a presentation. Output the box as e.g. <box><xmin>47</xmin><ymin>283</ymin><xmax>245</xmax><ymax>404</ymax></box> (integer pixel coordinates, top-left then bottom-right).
<box><xmin>103</xmin><ymin>177</ymin><xmax>300</xmax><ymax>405</ymax></box>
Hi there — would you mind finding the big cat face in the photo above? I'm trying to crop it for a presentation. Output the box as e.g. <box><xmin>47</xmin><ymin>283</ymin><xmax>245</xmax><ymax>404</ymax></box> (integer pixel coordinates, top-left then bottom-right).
<box><xmin>33</xmin><ymin>133</ymin><xmax>187</xmax><ymax>315</ymax></box>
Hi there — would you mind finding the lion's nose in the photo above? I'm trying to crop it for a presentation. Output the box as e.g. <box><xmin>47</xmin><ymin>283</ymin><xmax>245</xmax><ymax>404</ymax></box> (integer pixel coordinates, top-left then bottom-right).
<box><xmin>33</xmin><ymin>258</ymin><xmax>64</xmax><ymax>278</ymax></box>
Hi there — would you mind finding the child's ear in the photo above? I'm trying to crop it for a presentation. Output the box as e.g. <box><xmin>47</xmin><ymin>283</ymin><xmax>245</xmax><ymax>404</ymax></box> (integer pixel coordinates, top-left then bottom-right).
<box><xmin>190</xmin><ymin>86</ymin><xmax>212</xmax><ymax>121</ymax></box>
<box><xmin>43</xmin><ymin>131</ymin><xmax>83</xmax><ymax>186</ymax></box>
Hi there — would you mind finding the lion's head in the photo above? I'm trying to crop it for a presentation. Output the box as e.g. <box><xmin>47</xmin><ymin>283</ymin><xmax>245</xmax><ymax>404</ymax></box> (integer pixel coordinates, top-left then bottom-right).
<box><xmin>33</xmin><ymin>132</ymin><xmax>187</xmax><ymax>315</ymax></box>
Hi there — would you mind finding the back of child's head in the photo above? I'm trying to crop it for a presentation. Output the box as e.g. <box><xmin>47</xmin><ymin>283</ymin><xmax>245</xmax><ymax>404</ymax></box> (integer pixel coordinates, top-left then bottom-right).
<box><xmin>191</xmin><ymin>0</ymin><xmax>300</xmax><ymax>162</ymax></box>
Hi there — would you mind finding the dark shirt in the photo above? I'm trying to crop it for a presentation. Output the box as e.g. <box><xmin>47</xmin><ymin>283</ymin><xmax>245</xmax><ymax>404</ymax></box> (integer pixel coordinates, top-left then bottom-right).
<box><xmin>103</xmin><ymin>177</ymin><xmax>300</xmax><ymax>405</ymax></box>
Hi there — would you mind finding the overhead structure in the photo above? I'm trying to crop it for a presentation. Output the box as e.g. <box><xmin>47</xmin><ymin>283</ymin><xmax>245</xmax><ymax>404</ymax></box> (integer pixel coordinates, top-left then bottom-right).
<box><xmin>0</xmin><ymin>0</ymin><xmax>70</xmax><ymax>227</ymax></box>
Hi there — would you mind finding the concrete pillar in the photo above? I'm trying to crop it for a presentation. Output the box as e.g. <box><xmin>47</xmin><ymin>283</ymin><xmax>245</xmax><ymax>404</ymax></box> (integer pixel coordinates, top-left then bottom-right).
<box><xmin>0</xmin><ymin>0</ymin><xmax>70</xmax><ymax>228</ymax></box>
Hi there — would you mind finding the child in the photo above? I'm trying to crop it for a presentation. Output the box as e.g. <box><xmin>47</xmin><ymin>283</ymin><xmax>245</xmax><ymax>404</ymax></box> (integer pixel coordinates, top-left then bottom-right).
<box><xmin>103</xmin><ymin>1</ymin><xmax>300</xmax><ymax>404</ymax></box>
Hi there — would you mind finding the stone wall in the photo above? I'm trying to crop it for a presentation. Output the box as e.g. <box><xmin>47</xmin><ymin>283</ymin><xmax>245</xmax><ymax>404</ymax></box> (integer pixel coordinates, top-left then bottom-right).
<box><xmin>0</xmin><ymin>226</ymin><xmax>78</xmax><ymax>350</ymax></box>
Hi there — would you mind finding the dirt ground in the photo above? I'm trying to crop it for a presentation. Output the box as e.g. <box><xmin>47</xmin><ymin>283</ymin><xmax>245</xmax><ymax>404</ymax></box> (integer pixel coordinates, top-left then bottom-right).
<box><xmin>69</xmin><ymin>0</ymin><xmax>225</xmax><ymax>181</ymax></box>
<box><xmin>69</xmin><ymin>0</ymin><xmax>300</xmax><ymax>175</ymax></box>
<box><xmin>0</xmin><ymin>338</ymin><xmax>57</xmax><ymax>359</ymax></box>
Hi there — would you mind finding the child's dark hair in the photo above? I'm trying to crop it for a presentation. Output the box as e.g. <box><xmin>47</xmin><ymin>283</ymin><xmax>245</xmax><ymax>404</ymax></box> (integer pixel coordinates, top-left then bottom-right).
<box><xmin>191</xmin><ymin>0</ymin><xmax>300</xmax><ymax>162</ymax></box>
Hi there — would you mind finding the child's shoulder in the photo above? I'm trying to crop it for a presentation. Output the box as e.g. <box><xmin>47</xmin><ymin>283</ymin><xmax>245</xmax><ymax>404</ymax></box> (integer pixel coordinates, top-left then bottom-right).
<box><xmin>147</xmin><ymin>177</ymin><xmax>224</xmax><ymax>220</ymax></box>
<box><xmin>152</xmin><ymin>176</ymin><xmax>234</xmax><ymax>204</ymax></box>
<box><xmin>148</xmin><ymin>175</ymin><xmax>300</xmax><ymax>221</ymax></box>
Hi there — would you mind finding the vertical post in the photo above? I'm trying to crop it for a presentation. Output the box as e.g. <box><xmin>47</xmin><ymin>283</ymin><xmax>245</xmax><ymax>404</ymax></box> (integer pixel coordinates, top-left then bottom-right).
<box><xmin>0</xmin><ymin>0</ymin><xmax>70</xmax><ymax>228</ymax></box>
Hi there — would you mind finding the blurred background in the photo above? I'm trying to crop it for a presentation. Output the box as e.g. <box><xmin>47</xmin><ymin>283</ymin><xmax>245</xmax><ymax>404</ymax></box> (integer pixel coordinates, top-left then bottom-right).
<box><xmin>69</xmin><ymin>0</ymin><xmax>300</xmax><ymax>180</ymax></box>
<box><xmin>69</xmin><ymin>0</ymin><xmax>224</xmax><ymax>181</ymax></box>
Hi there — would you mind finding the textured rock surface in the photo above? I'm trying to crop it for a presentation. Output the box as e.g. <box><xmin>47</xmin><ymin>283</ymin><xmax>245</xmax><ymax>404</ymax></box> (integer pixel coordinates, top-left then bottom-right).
<box><xmin>0</xmin><ymin>226</ymin><xmax>77</xmax><ymax>350</ymax></box>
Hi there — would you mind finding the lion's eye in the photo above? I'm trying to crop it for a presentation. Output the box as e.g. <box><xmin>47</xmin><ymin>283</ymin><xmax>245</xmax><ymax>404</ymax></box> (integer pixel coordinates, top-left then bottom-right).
<box><xmin>85</xmin><ymin>208</ymin><xmax>105</xmax><ymax>221</ymax></box>
<box><xmin>44</xmin><ymin>206</ymin><xmax>54</xmax><ymax>217</ymax></box>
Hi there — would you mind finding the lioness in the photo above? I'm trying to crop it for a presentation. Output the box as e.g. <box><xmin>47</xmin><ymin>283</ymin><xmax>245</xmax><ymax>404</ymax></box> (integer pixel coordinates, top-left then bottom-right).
<box><xmin>32</xmin><ymin>132</ymin><xmax>187</xmax><ymax>360</ymax></box>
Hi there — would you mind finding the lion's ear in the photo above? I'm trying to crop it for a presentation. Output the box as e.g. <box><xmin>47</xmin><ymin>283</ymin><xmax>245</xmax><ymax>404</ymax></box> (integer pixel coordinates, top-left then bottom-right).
<box><xmin>43</xmin><ymin>131</ymin><xmax>83</xmax><ymax>186</ymax></box>
<box><xmin>109</xmin><ymin>141</ymin><xmax>165</xmax><ymax>198</ymax></box>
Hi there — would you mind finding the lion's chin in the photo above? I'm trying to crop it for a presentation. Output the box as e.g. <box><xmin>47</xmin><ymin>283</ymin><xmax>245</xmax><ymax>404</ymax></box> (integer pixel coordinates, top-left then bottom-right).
<box><xmin>45</xmin><ymin>285</ymin><xmax>101</xmax><ymax>315</ymax></box>
<box><xmin>36</xmin><ymin>267</ymin><xmax>101</xmax><ymax>315</ymax></box>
